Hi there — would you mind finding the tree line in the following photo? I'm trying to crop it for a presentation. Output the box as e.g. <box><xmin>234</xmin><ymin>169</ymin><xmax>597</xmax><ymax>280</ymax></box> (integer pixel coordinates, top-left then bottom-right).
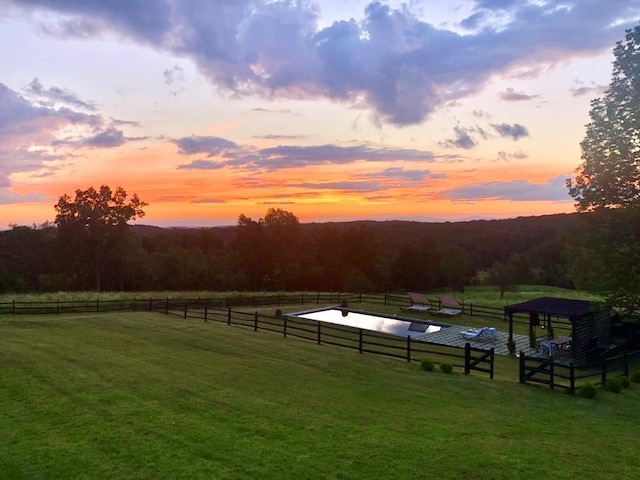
<box><xmin>0</xmin><ymin>191</ymin><xmax>583</xmax><ymax>294</ymax></box>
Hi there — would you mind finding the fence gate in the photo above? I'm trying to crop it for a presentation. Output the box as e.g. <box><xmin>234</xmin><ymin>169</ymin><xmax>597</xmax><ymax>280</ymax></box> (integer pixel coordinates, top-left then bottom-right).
<box><xmin>519</xmin><ymin>353</ymin><xmax>576</xmax><ymax>393</ymax></box>
<box><xmin>464</xmin><ymin>344</ymin><xmax>495</xmax><ymax>379</ymax></box>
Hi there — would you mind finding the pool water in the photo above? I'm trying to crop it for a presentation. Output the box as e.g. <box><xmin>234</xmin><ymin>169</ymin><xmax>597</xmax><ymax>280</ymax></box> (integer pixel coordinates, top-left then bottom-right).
<box><xmin>289</xmin><ymin>307</ymin><xmax>448</xmax><ymax>339</ymax></box>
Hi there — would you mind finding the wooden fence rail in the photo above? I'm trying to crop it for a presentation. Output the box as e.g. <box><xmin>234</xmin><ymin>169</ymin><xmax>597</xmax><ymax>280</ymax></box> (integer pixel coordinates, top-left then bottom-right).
<box><xmin>0</xmin><ymin>292</ymin><xmax>546</xmax><ymax>330</ymax></box>
<box><xmin>164</xmin><ymin>302</ymin><xmax>495</xmax><ymax>378</ymax></box>
<box><xmin>519</xmin><ymin>350</ymin><xmax>640</xmax><ymax>393</ymax></box>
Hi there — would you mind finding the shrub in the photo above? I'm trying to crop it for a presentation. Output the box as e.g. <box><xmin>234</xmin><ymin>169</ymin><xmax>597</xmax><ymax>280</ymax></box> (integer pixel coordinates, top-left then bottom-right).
<box><xmin>630</xmin><ymin>370</ymin><xmax>640</xmax><ymax>383</ymax></box>
<box><xmin>440</xmin><ymin>363</ymin><xmax>453</xmax><ymax>374</ymax></box>
<box><xmin>605</xmin><ymin>377</ymin><xmax>623</xmax><ymax>394</ymax></box>
<box><xmin>274</xmin><ymin>308</ymin><xmax>283</xmax><ymax>318</ymax></box>
<box><xmin>617</xmin><ymin>375</ymin><xmax>631</xmax><ymax>388</ymax></box>
<box><xmin>420</xmin><ymin>359</ymin><xmax>434</xmax><ymax>372</ymax></box>
<box><xmin>577</xmin><ymin>383</ymin><xmax>597</xmax><ymax>399</ymax></box>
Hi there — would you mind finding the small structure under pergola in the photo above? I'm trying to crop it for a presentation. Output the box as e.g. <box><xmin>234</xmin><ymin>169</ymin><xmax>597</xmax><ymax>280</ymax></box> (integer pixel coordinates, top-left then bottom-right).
<box><xmin>504</xmin><ymin>297</ymin><xmax>612</xmax><ymax>365</ymax></box>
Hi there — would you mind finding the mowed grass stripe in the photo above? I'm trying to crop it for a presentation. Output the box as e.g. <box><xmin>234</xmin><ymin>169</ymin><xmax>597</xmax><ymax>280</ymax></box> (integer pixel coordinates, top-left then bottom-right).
<box><xmin>1</xmin><ymin>313</ymin><xmax>640</xmax><ymax>479</ymax></box>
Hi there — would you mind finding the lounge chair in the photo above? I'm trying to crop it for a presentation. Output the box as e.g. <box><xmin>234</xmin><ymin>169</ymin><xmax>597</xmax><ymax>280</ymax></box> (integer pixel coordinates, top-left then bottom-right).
<box><xmin>460</xmin><ymin>327</ymin><xmax>497</xmax><ymax>341</ymax></box>
<box><xmin>432</xmin><ymin>295</ymin><xmax>463</xmax><ymax>315</ymax></box>
<box><xmin>400</xmin><ymin>292</ymin><xmax>432</xmax><ymax>312</ymax></box>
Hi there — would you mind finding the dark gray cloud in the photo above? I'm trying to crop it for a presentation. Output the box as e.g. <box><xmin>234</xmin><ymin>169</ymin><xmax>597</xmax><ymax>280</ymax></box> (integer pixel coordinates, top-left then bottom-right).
<box><xmin>442</xmin><ymin>175</ymin><xmax>571</xmax><ymax>202</ymax></box>
<box><xmin>9</xmin><ymin>0</ymin><xmax>640</xmax><ymax>126</ymax></box>
<box><xmin>441</xmin><ymin>126</ymin><xmax>478</xmax><ymax>150</ymax></box>
<box><xmin>25</xmin><ymin>77</ymin><xmax>96</xmax><ymax>110</ymax></box>
<box><xmin>492</xmin><ymin>122</ymin><xmax>529</xmax><ymax>140</ymax></box>
<box><xmin>174</xmin><ymin>135</ymin><xmax>239</xmax><ymax>156</ymax></box>
<box><xmin>499</xmin><ymin>88</ymin><xmax>539</xmax><ymax>102</ymax></box>
<box><xmin>361</xmin><ymin>166</ymin><xmax>446</xmax><ymax>182</ymax></box>
<box><xmin>177</xmin><ymin>159</ymin><xmax>226</xmax><ymax>170</ymax></box>
<box><xmin>82</xmin><ymin>126</ymin><xmax>126</xmax><ymax>148</ymax></box>
<box><xmin>570</xmin><ymin>84</ymin><xmax>607</xmax><ymax>97</ymax></box>
<box><xmin>174</xmin><ymin>137</ymin><xmax>437</xmax><ymax>171</ymax></box>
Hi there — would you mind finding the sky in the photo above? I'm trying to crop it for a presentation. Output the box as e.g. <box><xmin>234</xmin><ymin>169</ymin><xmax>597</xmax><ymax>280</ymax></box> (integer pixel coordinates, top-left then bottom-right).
<box><xmin>1</xmin><ymin>0</ymin><xmax>640</xmax><ymax>229</ymax></box>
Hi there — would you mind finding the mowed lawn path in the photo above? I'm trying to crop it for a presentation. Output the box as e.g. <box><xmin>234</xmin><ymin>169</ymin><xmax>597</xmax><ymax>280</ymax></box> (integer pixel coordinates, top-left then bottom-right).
<box><xmin>1</xmin><ymin>313</ymin><xmax>640</xmax><ymax>479</ymax></box>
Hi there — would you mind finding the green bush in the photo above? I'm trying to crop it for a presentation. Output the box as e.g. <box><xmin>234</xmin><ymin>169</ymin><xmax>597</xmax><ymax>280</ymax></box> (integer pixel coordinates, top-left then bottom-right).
<box><xmin>617</xmin><ymin>375</ymin><xmax>631</xmax><ymax>388</ymax></box>
<box><xmin>630</xmin><ymin>370</ymin><xmax>640</xmax><ymax>383</ymax></box>
<box><xmin>577</xmin><ymin>383</ymin><xmax>597</xmax><ymax>399</ymax></box>
<box><xmin>420</xmin><ymin>359</ymin><xmax>434</xmax><ymax>372</ymax></box>
<box><xmin>605</xmin><ymin>377</ymin><xmax>623</xmax><ymax>394</ymax></box>
<box><xmin>274</xmin><ymin>308</ymin><xmax>283</xmax><ymax>318</ymax></box>
<box><xmin>440</xmin><ymin>363</ymin><xmax>453</xmax><ymax>374</ymax></box>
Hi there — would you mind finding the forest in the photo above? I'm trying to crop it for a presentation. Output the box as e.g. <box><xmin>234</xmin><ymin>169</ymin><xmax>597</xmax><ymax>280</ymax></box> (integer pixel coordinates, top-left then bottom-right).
<box><xmin>0</xmin><ymin>207</ymin><xmax>586</xmax><ymax>294</ymax></box>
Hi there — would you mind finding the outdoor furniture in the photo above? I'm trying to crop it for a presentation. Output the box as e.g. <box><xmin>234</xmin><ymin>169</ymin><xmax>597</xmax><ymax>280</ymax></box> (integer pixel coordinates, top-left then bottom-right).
<box><xmin>432</xmin><ymin>295</ymin><xmax>463</xmax><ymax>315</ymax></box>
<box><xmin>402</xmin><ymin>292</ymin><xmax>431</xmax><ymax>312</ymax></box>
<box><xmin>538</xmin><ymin>336</ymin><xmax>572</xmax><ymax>358</ymax></box>
<box><xmin>460</xmin><ymin>327</ymin><xmax>497</xmax><ymax>341</ymax></box>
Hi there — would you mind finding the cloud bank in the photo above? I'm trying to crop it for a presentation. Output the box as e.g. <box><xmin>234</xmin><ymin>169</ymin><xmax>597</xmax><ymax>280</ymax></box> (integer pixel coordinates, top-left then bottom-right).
<box><xmin>7</xmin><ymin>0</ymin><xmax>639</xmax><ymax>126</ymax></box>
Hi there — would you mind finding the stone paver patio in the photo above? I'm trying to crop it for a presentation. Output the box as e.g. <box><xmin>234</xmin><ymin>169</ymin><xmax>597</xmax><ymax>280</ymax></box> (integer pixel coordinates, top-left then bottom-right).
<box><xmin>415</xmin><ymin>321</ymin><xmax>539</xmax><ymax>357</ymax></box>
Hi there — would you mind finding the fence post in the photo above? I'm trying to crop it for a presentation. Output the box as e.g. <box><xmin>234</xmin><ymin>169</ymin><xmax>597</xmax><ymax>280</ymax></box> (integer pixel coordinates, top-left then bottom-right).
<box><xmin>56</xmin><ymin>300</ymin><xmax>59</xmax><ymax>316</ymax></box>
<box><xmin>489</xmin><ymin>348</ymin><xmax>495</xmax><ymax>379</ymax></box>
<box><xmin>359</xmin><ymin>292</ymin><xmax>362</xmax><ymax>303</ymax></box>
<box><xmin>96</xmin><ymin>298</ymin><xmax>99</xmax><ymax>313</ymax></box>
<box><xmin>254</xmin><ymin>311</ymin><xmax>258</xmax><ymax>332</ymax></box>
<box><xmin>204</xmin><ymin>305</ymin><xmax>208</xmax><ymax>322</ymax></box>
<box><xmin>464</xmin><ymin>343</ymin><xmax>470</xmax><ymax>375</ymax></box>
<box><xmin>519</xmin><ymin>351</ymin><xmax>525</xmax><ymax>383</ymax></box>
<box><xmin>359</xmin><ymin>329</ymin><xmax>363</xmax><ymax>353</ymax></box>
<box><xmin>149</xmin><ymin>298</ymin><xmax>153</xmax><ymax>312</ymax></box>
<box><xmin>406</xmin><ymin>336</ymin><xmax>411</xmax><ymax>362</ymax></box>
<box><xmin>317</xmin><ymin>292</ymin><xmax>320</xmax><ymax>305</ymax></box>
<box><xmin>165</xmin><ymin>298</ymin><xmax>169</xmax><ymax>314</ymax></box>
<box><xmin>227</xmin><ymin>308</ymin><xmax>231</xmax><ymax>326</ymax></box>
<box><xmin>183</xmin><ymin>304</ymin><xmax>188</xmax><ymax>319</ymax></box>
<box><xmin>283</xmin><ymin>316</ymin><xmax>287</xmax><ymax>337</ymax></box>
<box><xmin>624</xmin><ymin>352</ymin><xmax>629</xmax><ymax>377</ymax></box>
<box><xmin>301</xmin><ymin>293</ymin><xmax>304</xmax><ymax>305</ymax></box>
<box><xmin>317</xmin><ymin>322</ymin><xmax>321</xmax><ymax>345</ymax></box>
<box><xmin>601</xmin><ymin>358</ymin><xmax>608</xmax><ymax>385</ymax></box>
<box><xmin>569</xmin><ymin>363</ymin><xmax>575</xmax><ymax>394</ymax></box>
<box><xmin>12</xmin><ymin>299</ymin><xmax>15</xmax><ymax>315</ymax></box>
<box><xmin>470</xmin><ymin>303</ymin><xmax>473</xmax><ymax>316</ymax></box>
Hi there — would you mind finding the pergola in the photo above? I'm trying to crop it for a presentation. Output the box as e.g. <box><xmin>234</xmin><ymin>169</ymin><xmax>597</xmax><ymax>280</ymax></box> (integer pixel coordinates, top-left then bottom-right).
<box><xmin>504</xmin><ymin>297</ymin><xmax>606</xmax><ymax>362</ymax></box>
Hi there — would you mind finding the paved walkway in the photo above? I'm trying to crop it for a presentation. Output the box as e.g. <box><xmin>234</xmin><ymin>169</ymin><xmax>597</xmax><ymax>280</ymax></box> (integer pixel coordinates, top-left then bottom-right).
<box><xmin>415</xmin><ymin>322</ymin><xmax>538</xmax><ymax>357</ymax></box>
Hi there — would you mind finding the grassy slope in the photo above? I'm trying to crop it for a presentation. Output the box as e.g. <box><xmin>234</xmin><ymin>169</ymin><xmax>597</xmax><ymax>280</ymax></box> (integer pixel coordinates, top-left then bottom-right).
<box><xmin>2</xmin><ymin>313</ymin><xmax>639</xmax><ymax>479</ymax></box>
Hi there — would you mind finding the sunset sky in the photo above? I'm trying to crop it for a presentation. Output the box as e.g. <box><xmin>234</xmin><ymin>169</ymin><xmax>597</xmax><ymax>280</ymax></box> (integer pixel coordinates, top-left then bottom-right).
<box><xmin>1</xmin><ymin>0</ymin><xmax>640</xmax><ymax>229</ymax></box>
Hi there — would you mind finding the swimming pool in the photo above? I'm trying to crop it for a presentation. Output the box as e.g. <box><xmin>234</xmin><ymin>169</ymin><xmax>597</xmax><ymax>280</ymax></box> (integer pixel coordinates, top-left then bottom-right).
<box><xmin>287</xmin><ymin>307</ymin><xmax>449</xmax><ymax>339</ymax></box>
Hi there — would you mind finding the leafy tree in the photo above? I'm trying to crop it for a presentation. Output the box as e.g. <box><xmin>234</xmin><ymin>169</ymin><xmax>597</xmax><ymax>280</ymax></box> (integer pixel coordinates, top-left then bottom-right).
<box><xmin>263</xmin><ymin>208</ymin><xmax>302</xmax><ymax>290</ymax></box>
<box><xmin>54</xmin><ymin>185</ymin><xmax>147</xmax><ymax>291</ymax></box>
<box><xmin>439</xmin><ymin>244</ymin><xmax>474</xmax><ymax>292</ymax></box>
<box><xmin>488</xmin><ymin>261</ymin><xmax>516</xmax><ymax>298</ymax></box>
<box><xmin>568</xmin><ymin>25</ymin><xmax>640</xmax><ymax>210</ymax></box>
<box><xmin>567</xmin><ymin>24</ymin><xmax>640</xmax><ymax>313</ymax></box>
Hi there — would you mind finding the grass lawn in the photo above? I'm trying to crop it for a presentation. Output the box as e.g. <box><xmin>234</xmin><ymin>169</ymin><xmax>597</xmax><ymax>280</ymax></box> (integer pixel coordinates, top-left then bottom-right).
<box><xmin>2</xmin><ymin>312</ymin><xmax>639</xmax><ymax>479</ymax></box>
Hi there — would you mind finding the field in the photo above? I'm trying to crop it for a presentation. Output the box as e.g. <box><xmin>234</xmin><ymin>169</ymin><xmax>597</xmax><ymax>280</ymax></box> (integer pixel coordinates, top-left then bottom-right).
<box><xmin>2</xmin><ymin>310</ymin><xmax>640</xmax><ymax>479</ymax></box>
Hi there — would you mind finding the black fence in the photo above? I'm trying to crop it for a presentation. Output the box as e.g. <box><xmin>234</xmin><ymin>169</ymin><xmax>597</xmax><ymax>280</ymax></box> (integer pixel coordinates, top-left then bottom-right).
<box><xmin>519</xmin><ymin>350</ymin><xmax>640</xmax><ymax>393</ymax></box>
<box><xmin>164</xmin><ymin>301</ymin><xmax>495</xmax><ymax>378</ymax></box>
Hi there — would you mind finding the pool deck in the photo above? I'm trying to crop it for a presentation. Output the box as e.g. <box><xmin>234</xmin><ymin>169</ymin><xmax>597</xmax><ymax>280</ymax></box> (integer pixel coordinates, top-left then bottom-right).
<box><xmin>415</xmin><ymin>323</ymin><xmax>538</xmax><ymax>357</ymax></box>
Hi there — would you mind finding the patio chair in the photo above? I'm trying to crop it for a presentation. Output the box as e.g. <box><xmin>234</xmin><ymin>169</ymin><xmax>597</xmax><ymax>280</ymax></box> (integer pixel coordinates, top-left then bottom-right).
<box><xmin>460</xmin><ymin>327</ymin><xmax>497</xmax><ymax>341</ymax></box>
<box><xmin>401</xmin><ymin>292</ymin><xmax>432</xmax><ymax>312</ymax></box>
<box><xmin>432</xmin><ymin>295</ymin><xmax>463</xmax><ymax>315</ymax></box>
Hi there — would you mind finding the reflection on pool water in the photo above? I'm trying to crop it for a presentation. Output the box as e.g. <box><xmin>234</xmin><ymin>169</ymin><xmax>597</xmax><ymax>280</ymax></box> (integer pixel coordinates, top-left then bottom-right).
<box><xmin>289</xmin><ymin>308</ymin><xmax>449</xmax><ymax>339</ymax></box>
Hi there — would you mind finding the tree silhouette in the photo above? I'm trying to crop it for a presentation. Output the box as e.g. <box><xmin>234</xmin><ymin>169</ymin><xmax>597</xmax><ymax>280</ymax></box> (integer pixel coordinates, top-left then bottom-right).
<box><xmin>54</xmin><ymin>186</ymin><xmax>147</xmax><ymax>291</ymax></box>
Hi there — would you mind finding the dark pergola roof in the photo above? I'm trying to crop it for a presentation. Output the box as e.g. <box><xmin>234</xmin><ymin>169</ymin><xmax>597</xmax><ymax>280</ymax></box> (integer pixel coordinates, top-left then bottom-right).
<box><xmin>504</xmin><ymin>296</ymin><xmax>593</xmax><ymax>320</ymax></box>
